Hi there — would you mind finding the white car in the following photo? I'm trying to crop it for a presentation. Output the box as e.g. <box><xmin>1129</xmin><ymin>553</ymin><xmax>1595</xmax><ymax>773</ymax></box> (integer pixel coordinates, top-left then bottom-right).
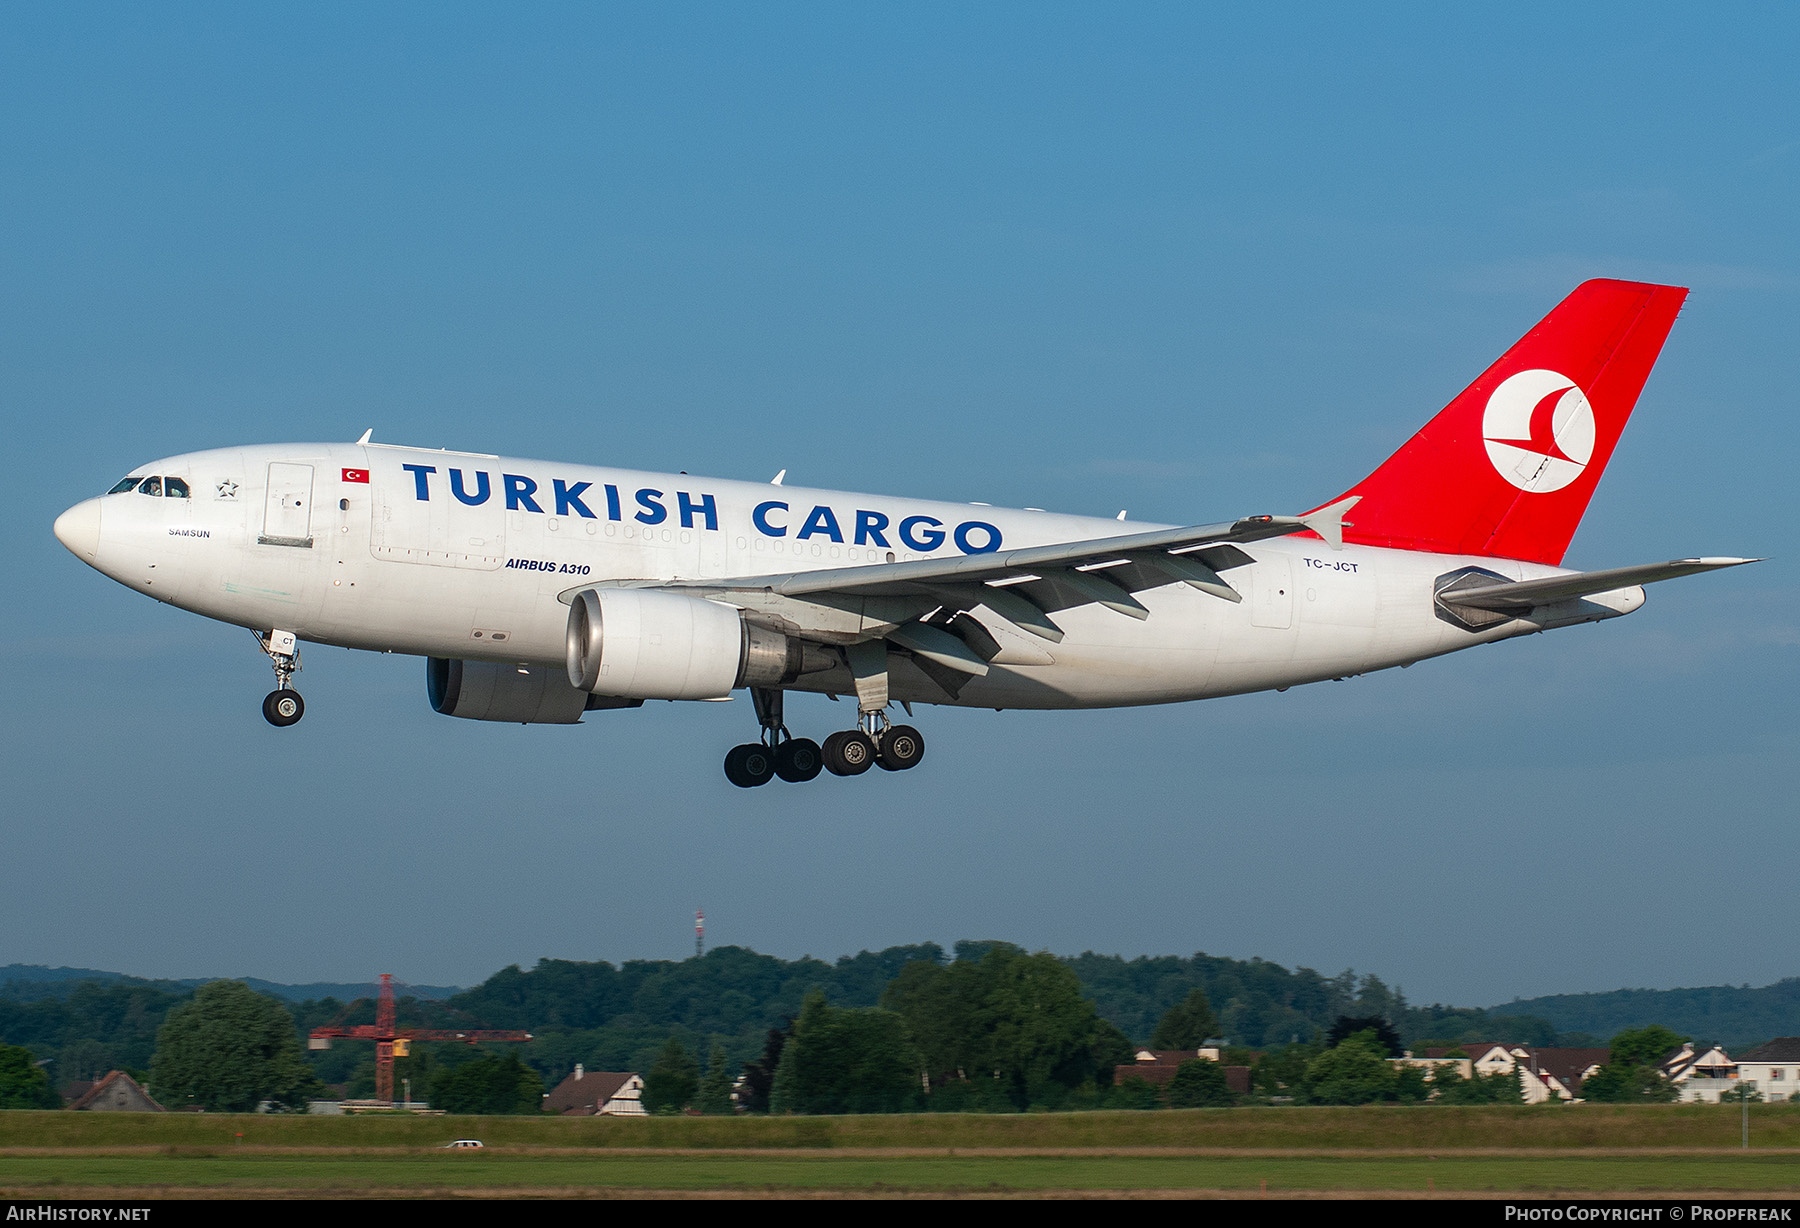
<box><xmin>443</xmin><ymin>1139</ymin><xmax>484</xmax><ymax>1149</ymax></box>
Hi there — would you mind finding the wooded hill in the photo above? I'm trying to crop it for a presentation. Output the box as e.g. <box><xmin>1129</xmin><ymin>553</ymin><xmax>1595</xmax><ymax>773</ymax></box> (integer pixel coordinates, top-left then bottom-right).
<box><xmin>5</xmin><ymin>948</ymin><xmax>1794</xmax><ymax>1095</ymax></box>
<box><xmin>0</xmin><ymin>965</ymin><xmax>459</xmax><ymax>1003</ymax></box>
<box><xmin>1497</xmin><ymin>979</ymin><xmax>1800</xmax><ymax>1051</ymax></box>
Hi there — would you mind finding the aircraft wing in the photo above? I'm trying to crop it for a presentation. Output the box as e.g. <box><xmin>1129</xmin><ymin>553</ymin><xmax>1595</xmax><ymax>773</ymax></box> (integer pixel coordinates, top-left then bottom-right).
<box><xmin>1437</xmin><ymin>557</ymin><xmax>1760</xmax><ymax>614</ymax></box>
<box><xmin>628</xmin><ymin>498</ymin><xmax>1364</xmax><ymax>646</ymax></box>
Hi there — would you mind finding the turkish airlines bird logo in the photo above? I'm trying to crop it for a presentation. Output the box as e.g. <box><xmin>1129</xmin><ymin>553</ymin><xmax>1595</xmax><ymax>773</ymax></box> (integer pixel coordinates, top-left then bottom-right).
<box><xmin>1482</xmin><ymin>369</ymin><xmax>1596</xmax><ymax>493</ymax></box>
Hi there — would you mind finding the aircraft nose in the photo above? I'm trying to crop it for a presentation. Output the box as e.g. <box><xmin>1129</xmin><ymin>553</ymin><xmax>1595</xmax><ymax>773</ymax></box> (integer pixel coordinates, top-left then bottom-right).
<box><xmin>54</xmin><ymin>498</ymin><xmax>102</xmax><ymax>560</ymax></box>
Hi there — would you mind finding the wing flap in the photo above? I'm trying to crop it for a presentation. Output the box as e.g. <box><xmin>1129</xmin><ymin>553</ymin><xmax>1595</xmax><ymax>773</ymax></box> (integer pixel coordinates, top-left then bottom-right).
<box><xmin>557</xmin><ymin>502</ymin><xmax>1354</xmax><ymax>648</ymax></box>
<box><xmin>660</xmin><ymin>512</ymin><xmax>1317</xmax><ymax>601</ymax></box>
<box><xmin>887</xmin><ymin>621</ymin><xmax>991</xmax><ymax>676</ymax></box>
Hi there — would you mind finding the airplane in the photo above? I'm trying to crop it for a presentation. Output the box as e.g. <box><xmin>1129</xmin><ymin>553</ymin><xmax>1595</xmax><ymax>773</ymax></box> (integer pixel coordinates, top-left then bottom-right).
<box><xmin>52</xmin><ymin>278</ymin><xmax>1756</xmax><ymax>787</ymax></box>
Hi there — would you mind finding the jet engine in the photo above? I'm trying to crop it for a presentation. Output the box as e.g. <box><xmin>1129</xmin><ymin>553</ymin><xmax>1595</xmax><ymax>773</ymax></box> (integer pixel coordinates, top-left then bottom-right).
<box><xmin>427</xmin><ymin>657</ymin><xmax>640</xmax><ymax>723</ymax></box>
<box><xmin>565</xmin><ymin>587</ymin><xmax>830</xmax><ymax>700</ymax></box>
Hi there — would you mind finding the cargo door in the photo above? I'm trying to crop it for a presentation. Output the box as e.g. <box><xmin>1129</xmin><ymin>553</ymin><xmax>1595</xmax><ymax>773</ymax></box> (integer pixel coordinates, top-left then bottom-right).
<box><xmin>370</xmin><ymin>464</ymin><xmax>506</xmax><ymax>569</ymax></box>
<box><xmin>260</xmin><ymin>462</ymin><xmax>315</xmax><ymax>547</ymax></box>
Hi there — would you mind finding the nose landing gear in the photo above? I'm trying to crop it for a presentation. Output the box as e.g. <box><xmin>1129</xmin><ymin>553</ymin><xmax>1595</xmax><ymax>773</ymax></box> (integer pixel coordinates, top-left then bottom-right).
<box><xmin>262</xmin><ymin>689</ymin><xmax>304</xmax><ymax>726</ymax></box>
<box><xmin>257</xmin><ymin>629</ymin><xmax>305</xmax><ymax>727</ymax></box>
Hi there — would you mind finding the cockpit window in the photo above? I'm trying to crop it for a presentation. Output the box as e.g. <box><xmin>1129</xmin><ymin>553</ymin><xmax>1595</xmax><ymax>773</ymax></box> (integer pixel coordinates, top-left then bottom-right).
<box><xmin>109</xmin><ymin>476</ymin><xmax>142</xmax><ymax>494</ymax></box>
<box><xmin>164</xmin><ymin>477</ymin><xmax>190</xmax><ymax>498</ymax></box>
<box><xmin>138</xmin><ymin>476</ymin><xmax>162</xmax><ymax>496</ymax></box>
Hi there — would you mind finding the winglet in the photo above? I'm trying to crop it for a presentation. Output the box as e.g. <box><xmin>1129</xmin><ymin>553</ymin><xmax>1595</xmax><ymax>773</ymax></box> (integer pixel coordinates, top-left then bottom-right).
<box><xmin>356</xmin><ymin>428</ymin><xmax>373</xmax><ymax>446</ymax></box>
<box><xmin>1298</xmin><ymin>496</ymin><xmax>1360</xmax><ymax>550</ymax></box>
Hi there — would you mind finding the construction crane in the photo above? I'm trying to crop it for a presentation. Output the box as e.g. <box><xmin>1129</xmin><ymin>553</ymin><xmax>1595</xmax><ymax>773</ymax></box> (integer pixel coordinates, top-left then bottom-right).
<box><xmin>308</xmin><ymin>973</ymin><xmax>532</xmax><ymax>1105</ymax></box>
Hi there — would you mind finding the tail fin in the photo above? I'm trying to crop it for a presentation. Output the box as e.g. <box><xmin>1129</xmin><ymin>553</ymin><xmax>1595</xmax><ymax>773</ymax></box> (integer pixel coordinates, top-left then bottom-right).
<box><xmin>1318</xmin><ymin>279</ymin><xmax>1688</xmax><ymax>566</ymax></box>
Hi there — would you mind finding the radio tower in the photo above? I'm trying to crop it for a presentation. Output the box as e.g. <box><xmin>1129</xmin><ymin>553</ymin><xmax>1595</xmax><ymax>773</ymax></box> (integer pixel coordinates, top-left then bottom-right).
<box><xmin>696</xmin><ymin>909</ymin><xmax>705</xmax><ymax>959</ymax></box>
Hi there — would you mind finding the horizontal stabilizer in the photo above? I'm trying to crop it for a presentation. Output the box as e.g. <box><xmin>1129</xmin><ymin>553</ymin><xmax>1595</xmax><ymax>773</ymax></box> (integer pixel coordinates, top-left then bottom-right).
<box><xmin>1441</xmin><ymin>557</ymin><xmax>1759</xmax><ymax>613</ymax></box>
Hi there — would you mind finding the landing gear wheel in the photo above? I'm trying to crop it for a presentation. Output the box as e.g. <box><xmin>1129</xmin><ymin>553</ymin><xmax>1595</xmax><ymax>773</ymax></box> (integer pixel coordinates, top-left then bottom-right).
<box><xmin>822</xmin><ymin>730</ymin><xmax>876</xmax><ymax>776</ymax></box>
<box><xmin>875</xmin><ymin>724</ymin><xmax>925</xmax><ymax>771</ymax></box>
<box><xmin>262</xmin><ymin>690</ymin><xmax>304</xmax><ymax>727</ymax></box>
<box><xmin>775</xmin><ymin>738</ymin><xmax>823</xmax><ymax>783</ymax></box>
<box><xmin>724</xmin><ymin>743</ymin><xmax>776</xmax><ymax>788</ymax></box>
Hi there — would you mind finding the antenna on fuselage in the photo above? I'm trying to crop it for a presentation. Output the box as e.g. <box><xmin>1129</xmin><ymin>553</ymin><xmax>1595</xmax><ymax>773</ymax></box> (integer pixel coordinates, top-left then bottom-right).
<box><xmin>356</xmin><ymin>428</ymin><xmax>373</xmax><ymax>445</ymax></box>
<box><xmin>771</xmin><ymin>469</ymin><xmax>786</xmax><ymax>485</ymax></box>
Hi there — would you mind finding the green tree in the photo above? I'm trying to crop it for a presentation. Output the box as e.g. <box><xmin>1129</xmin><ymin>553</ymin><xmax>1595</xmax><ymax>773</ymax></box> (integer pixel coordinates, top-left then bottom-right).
<box><xmin>697</xmin><ymin>1043</ymin><xmax>734</xmax><ymax>1115</ymax></box>
<box><xmin>1608</xmin><ymin>1025</ymin><xmax>1688</xmax><ymax>1070</ymax></box>
<box><xmin>768</xmin><ymin>1032</ymin><xmax>799</xmax><ymax>1115</ymax></box>
<box><xmin>1393</xmin><ymin>1063</ymin><xmax>1430</xmax><ymax>1104</ymax></box>
<box><xmin>1303</xmin><ymin>1030</ymin><xmax>1397</xmax><ymax>1105</ymax></box>
<box><xmin>1165</xmin><ymin>1058</ymin><xmax>1232</xmax><ymax>1108</ymax></box>
<box><xmin>980</xmin><ymin>949</ymin><xmax>1105</xmax><ymax>1108</ymax></box>
<box><xmin>1432</xmin><ymin>1064</ymin><xmax>1523</xmax><ymax>1105</ymax></box>
<box><xmin>1580</xmin><ymin>1063</ymin><xmax>1678</xmax><ymax>1103</ymax></box>
<box><xmin>1252</xmin><ymin>1040</ymin><xmax>1321</xmax><ymax>1098</ymax></box>
<box><xmin>1325</xmin><ymin>1015</ymin><xmax>1403</xmax><ymax>1057</ymax></box>
<box><xmin>641</xmin><ymin>1035</ymin><xmax>699</xmax><ymax>1114</ymax></box>
<box><xmin>880</xmin><ymin>958</ymin><xmax>988</xmax><ymax>1085</ymax></box>
<box><xmin>1581</xmin><ymin>1025</ymin><xmax>1687</xmax><ymax>1103</ymax></box>
<box><xmin>924</xmin><ymin>1074</ymin><xmax>1015</xmax><ymax>1113</ymax></box>
<box><xmin>884</xmin><ymin>947</ymin><xmax>1109</xmax><ymax>1110</ymax></box>
<box><xmin>1483</xmin><ymin>1068</ymin><xmax>1523</xmax><ymax>1105</ymax></box>
<box><xmin>0</xmin><ymin>1044</ymin><xmax>60</xmax><ymax>1109</ymax></box>
<box><xmin>738</xmin><ymin>1022</ymin><xmax>790</xmax><ymax>1114</ymax></box>
<box><xmin>781</xmin><ymin>989</ymin><xmax>922</xmax><ymax>1115</ymax></box>
<box><xmin>1105</xmin><ymin>1074</ymin><xmax>1162</xmax><ymax>1110</ymax></box>
<box><xmin>148</xmin><ymin>980</ymin><xmax>323</xmax><ymax>1112</ymax></box>
<box><xmin>1150</xmin><ymin>989</ymin><xmax>1219</xmax><ymax>1050</ymax></box>
<box><xmin>56</xmin><ymin>1039</ymin><xmax>116</xmax><ymax>1087</ymax></box>
<box><xmin>1091</xmin><ymin>1019</ymin><xmax>1136</xmax><ymax>1089</ymax></box>
<box><xmin>1429</xmin><ymin>1062</ymin><xmax>1467</xmax><ymax>1099</ymax></box>
<box><xmin>431</xmin><ymin>1053</ymin><xmax>542</xmax><ymax>1114</ymax></box>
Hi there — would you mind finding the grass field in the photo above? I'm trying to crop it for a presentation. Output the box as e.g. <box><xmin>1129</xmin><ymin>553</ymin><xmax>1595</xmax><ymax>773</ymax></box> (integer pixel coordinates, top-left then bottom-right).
<box><xmin>3</xmin><ymin>1107</ymin><xmax>1797</xmax><ymax>1198</ymax></box>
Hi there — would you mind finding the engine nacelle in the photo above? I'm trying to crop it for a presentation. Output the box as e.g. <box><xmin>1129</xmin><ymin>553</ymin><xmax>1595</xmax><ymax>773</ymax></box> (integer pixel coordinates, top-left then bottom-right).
<box><xmin>427</xmin><ymin>657</ymin><xmax>639</xmax><ymax>723</ymax></box>
<box><xmin>565</xmin><ymin>588</ymin><xmax>825</xmax><ymax>700</ymax></box>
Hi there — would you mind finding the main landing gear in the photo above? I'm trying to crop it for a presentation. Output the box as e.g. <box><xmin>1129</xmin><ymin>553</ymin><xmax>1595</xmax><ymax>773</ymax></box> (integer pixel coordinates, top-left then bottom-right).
<box><xmin>724</xmin><ymin>690</ymin><xmax>924</xmax><ymax>787</ymax></box>
<box><xmin>257</xmin><ymin>629</ymin><xmax>305</xmax><ymax>728</ymax></box>
<box><xmin>821</xmin><ymin>715</ymin><xmax>925</xmax><ymax>776</ymax></box>
<box><xmin>723</xmin><ymin>688</ymin><xmax>821</xmax><ymax>788</ymax></box>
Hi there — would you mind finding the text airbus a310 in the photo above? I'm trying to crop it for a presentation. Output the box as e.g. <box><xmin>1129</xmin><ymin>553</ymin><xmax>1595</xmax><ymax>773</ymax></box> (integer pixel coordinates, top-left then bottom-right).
<box><xmin>54</xmin><ymin>280</ymin><xmax>1754</xmax><ymax>786</ymax></box>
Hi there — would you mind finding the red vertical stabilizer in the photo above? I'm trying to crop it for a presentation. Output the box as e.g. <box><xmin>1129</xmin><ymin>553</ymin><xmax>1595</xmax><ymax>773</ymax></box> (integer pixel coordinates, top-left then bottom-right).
<box><xmin>1316</xmin><ymin>279</ymin><xmax>1688</xmax><ymax>566</ymax></box>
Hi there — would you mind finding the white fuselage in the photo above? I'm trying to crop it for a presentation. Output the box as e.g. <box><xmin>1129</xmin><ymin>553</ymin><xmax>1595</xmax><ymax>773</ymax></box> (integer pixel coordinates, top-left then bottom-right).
<box><xmin>58</xmin><ymin>442</ymin><xmax>1643</xmax><ymax>711</ymax></box>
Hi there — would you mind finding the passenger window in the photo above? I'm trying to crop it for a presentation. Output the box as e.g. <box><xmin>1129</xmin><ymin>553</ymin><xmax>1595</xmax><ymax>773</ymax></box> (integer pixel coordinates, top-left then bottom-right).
<box><xmin>138</xmin><ymin>476</ymin><xmax>162</xmax><ymax>496</ymax></box>
<box><xmin>109</xmin><ymin>477</ymin><xmax>142</xmax><ymax>494</ymax></box>
<box><xmin>164</xmin><ymin>477</ymin><xmax>190</xmax><ymax>498</ymax></box>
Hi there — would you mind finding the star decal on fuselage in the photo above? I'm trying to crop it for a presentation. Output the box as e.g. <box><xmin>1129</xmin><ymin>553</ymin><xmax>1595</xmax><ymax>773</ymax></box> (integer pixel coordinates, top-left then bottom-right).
<box><xmin>217</xmin><ymin>479</ymin><xmax>238</xmax><ymax>499</ymax></box>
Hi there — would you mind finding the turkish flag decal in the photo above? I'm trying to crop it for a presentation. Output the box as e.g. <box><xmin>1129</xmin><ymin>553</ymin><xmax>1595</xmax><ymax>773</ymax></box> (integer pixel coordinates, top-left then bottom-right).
<box><xmin>341</xmin><ymin>468</ymin><xmax>370</xmax><ymax>484</ymax></box>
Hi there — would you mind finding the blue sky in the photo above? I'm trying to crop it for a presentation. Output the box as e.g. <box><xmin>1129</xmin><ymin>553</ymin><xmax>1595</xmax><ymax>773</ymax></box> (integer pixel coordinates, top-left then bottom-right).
<box><xmin>3</xmin><ymin>3</ymin><xmax>1795</xmax><ymax>1008</ymax></box>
